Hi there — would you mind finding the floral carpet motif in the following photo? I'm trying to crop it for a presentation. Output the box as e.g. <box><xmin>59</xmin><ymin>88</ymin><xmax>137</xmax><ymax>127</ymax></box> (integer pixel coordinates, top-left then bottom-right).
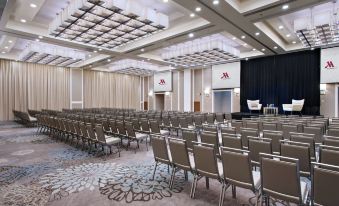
<box><xmin>0</xmin><ymin>166</ymin><xmax>29</xmax><ymax>186</ymax></box>
<box><xmin>99</xmin><ymin>164</ymin><xmax>185</xmax><ymax>203</ymax></box>
<box><xmin>39</xmin><ymin>162</ymin><xmax>117</xmax><ymax>201</ymax></box>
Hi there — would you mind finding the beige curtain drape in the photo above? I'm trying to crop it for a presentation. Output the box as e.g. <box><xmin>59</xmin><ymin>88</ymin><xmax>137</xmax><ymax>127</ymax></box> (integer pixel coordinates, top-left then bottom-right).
<box><xmin>0</xmin><ymin>59</ymin><xmax>70</xmax><ymax>121</ymax></box>
<box><xmin>83</xmin><ymin>70</ymin><xmax>140</xmax><ymax>109</ymax></box>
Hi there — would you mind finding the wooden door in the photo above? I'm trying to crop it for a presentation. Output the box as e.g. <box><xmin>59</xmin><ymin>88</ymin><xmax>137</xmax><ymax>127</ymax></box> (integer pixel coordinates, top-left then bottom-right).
<box><xmin>144</xmin><ymin>101</ymin><xmax>148</xmax><ymax>110</ymax></box>
<box><xmin>194</xmin><ymin>101</ymin><xmax>201</xmax><ymax>112</ymax></box>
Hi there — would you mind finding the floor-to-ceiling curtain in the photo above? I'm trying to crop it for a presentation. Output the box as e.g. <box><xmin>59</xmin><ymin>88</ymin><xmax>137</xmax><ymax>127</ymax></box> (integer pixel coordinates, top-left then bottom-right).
<box><xmin>240</xmin><ymin>49</ymin><xmax>320</xmax><ymax>115</ymax></box>
<box><xmin>83</xmin><ymin>70</ymin><xmax>140</xmax><ymax>109</ymax></box>
<box><xmin>0</xmin><ymin>59</ymin><xmax>70</xmax><ymax>120</ymax></box>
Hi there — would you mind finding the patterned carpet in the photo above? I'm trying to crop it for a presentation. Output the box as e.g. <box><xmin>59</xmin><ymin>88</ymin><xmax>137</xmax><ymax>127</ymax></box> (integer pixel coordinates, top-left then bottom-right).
<box><xmin>0</xmin><ymin>121</ymin><xmax>282</xmax><ymax>206</ymax></box>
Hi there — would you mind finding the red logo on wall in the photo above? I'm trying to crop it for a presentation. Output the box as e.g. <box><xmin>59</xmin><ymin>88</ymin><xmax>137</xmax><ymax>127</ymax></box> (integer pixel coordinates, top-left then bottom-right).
<box><xmin>325</xmin><ymin>61</ymin><xmax>336</xmax><ymax>69</ymax></box>
<box><xmin>159</xmin><ymin>79</ymin><xmax>166</xmax><ymax>85</ymax></box>
<box><xmin>221</xmin><ymin>72</ymin><xmax>230</xmax><ymax>79</ymax></box>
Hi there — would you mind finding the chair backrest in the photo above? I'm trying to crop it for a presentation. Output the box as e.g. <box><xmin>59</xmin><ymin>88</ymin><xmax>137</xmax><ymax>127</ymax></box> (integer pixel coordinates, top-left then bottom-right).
<box><xmin>323</xmin><ymin>136</ymin><xmax>339</xmax><ymax>147</ymax></box>
<box><xmin>221</xmin><ymin>127</ymin><xmax>236</xmax><ymax>135</ymax></box>
<box><xmin>185</xmin><ymin>115</ymin><xmax>193</xmax><ymax>125</ymax></box>
<box><xmin>200</xmin><ymin>131</ymin><xmax>219</xmax><ymax>149</ymax></box>
<box><xmin>206</xmin><ymin>113</ymin><xmax>215</xmax><ymax>124</ymax></box>
<box><xmin>79</xmin><ymin>123</ymin><xmax>88</xmax><ymax>138</ymax></box>
<box><xmin>171</xmin><ymin>116</ymin><xmax>180</xmax><ymax>127</ymax></box>
<box><xmin>312</xmin><ymin>162</ymin><xmax>339</xmax><ymax>206</ymax></box>
<box><xmin>221</xmin><ymin>147</ymin><xmax>254</xmax><ymax>191</ymax></box>
<box><xmin>86</xmin><ymin>124</ymin><xmax>97</xmax><ymax>141</ymax></box>
<box><xmin>328</xmin><ymin>128</ymin><xmax>339</xmax><ymax>137</ymax></box>
<box><xmin>182</xmin><ymin>130</ymin><xmax>198</xmax><ymax>151</ymax></box>
<box><xmin>151</xmin><ymin>135</ymin><xmax>170</xmax><ymax>164</ymax></box>
<box><xmin>248</xmin><ymin>137</ymin><xmax>272</xmax><ymax>165</ymax></box>
<box><xmin>203</xmin><ymin>125</ymin><xmax>218</xmax><ymax>133</ymax></box>
<box><xmin>263</xmin><ymin>131</ymin><xmax>283</xmax><ymax>153</ymax></box>
<box><xmin>95</xmin><ymin>125</ymin><xmax>106</xmax><ymax>143</ymax></box>
<box><xmin>194</xmin><ymin>115</ymin><xmax>203</xmax><ymax>126</ymax></box>
<box><xmin>290</xmin><ymin>135</ymin><xmax>315</xmax><ymax>158</ymax></box>
<box><xmin>193</xmin><ymin>142</ymin><xmax>220</xmax><ymax>179</ymax></box>
<box><xmin>260</xmin><ymin>154</ymin><xmax>302</xmax><ymax>204</ymax></box>
<box><xmin>240</xmin><ymin>128</ymin><xmax>259</xmax><ymax>148</ymax></box>
<box><xmin>140</xmin><ymin>119</ymin><xmax>150</xmax><ymax>132</ymax></box>
<box><xmin>150</xmin><ymin>120</ymin><xmax>160</xmax><ymax>133</ymax></box>
<box><xmin>163</xmin><ymin>117</ymin><xmax>171</xmax><ymax>126</ymax></box>
<box><xmin>282</xmin><ymin>125</ymin><xmax>298</xmax><ymax>139</ymax></box>
<box><xmin>131</xmin><ymin>118</ymin><xmax>140</xmax><ymax>130</ymax></box>
<box><xmin>109</xmin><ymin>119</ymin><xmax>117</xmax><ymax>133</ymax></box>
<box><xmin>280</xmin><ymin>140</ymin><xmax>311</xmax><ymax>176</ymax></box>
<box><xmin>231</xmin><ymin>121</ymin><xmax>243</xmax><ymax>134</ymax></box>
<box><xmin>319</xmin><ymin>145</ymin><xmax>339</xmax><ymax>167</ymax></box>
<box><xmin>263</xmin><ymin>123</ymin><xmax>277</xmax><ymax>131</ymax></box>
<box><xmin>179</xmin><ymin>117</ymin><xmax>188</xmax><ymax>128</ymax></box>
<box><xmin>216</xmin><ymin>113</ymin><xmax>224</xmax><ymax>123</ymax></box>
<box><xmin>304</xmin><ymin>126</ymin><xmax>323</xmax><ymax>143</ymax></box>
<box><xmin>247</xmin><ymin>100</ymin><xmax>259</xmax><ymax>109</ymax></box>
<box><xmin>222</xmin><ymin>135</ymin><xmax>242</xmax><ymax>150</ymax></box>
<box><xmin>246</xmin><ymin>122</ymin><xmax>259</xmax><ymax>130</ymax></box>
<box><xmin>168</xmin><ymin>138</ymin><xmax>191</xmax><ymax>171</ymax></box>
<box><xmin>125</xmin><ymin>122</ymin><xmax>136</xmax><ymax>138</ymax></box>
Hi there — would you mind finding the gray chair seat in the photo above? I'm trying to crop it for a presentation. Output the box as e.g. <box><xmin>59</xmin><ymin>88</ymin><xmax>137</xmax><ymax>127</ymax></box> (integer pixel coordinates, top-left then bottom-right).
<box><xmin>104</xmin><ymin>135</ymin><xmax>120</xmax><ymax>145</ymax></box>
<box><xmin>29</xmin><ymin>116</ymin><xmax>37</xmax><ymax>121</ymax></box>
<box><xmin>160</xmin><ymin>130</ymin><xmax>170</xmax><ymax>135</ymax></box>
<box><xmin>135</xmin><ymin>133</ymin><xmax>148</xmax><ymax>140</ymax></box>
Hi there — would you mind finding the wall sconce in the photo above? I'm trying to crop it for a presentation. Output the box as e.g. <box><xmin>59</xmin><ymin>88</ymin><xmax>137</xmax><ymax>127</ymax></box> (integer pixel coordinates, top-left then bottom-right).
<box><xmin>234</xmin><ymin>88</ymin><xmax>240</xmax><ymax>96</ymax></box>
<box><xmin>204</xmin><ymin>88</ymin><xmax>211</xmax><ymax>97</ymax></box>
<box><xmin>165</xmin><ymin>91</ymin><xmax>170</xmax><ymax>96</ymax></box>
<box><xmin>320</xmin><ymin>84</ymin><xmax>327</xmax><ymax>95</ymax></box>
<box><xmin>148</xmin><ymin>90</ymin><xmax>153</xmax><ymax>97</ymax></box>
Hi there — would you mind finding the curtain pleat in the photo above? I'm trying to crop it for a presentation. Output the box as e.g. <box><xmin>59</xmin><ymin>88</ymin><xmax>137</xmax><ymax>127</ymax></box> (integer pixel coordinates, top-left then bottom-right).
<box><xmin>0</xmin><ymin>59</ymin><xmax>70</xmax><ymax>121</ymax></box>
<box><xmin>83</xmin><ymin>70</ymin><xmax>140</xmax><ymax>109</ymax></box>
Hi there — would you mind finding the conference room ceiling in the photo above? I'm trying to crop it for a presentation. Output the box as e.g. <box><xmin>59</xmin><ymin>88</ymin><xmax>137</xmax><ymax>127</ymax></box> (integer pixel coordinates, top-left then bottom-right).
<box><xmin>0</xmin><ymin>0</ymin><xmax>333</xmax><ymax>73</ymax></box>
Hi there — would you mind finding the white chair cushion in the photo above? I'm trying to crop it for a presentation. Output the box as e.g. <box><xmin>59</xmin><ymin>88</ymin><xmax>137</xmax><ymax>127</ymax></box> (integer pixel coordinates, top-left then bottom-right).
<box><xmin>105</xmin><ymin>137</ymin><xmax>120</xmax><ymax>145</ymax></box>
<box><xmin>135</xmin><ymin>133</ymin><xmax>148</xmax><ymax>140</ymax></box>
<box><xmin>29</xmin><ymin>116</ymin><xmax>37</xmax><ymax>121</ymax></box>
<box><xmin>160</xmin><ymin>130</ymin><xmax>170</xmax><ymax>135</ymax></box>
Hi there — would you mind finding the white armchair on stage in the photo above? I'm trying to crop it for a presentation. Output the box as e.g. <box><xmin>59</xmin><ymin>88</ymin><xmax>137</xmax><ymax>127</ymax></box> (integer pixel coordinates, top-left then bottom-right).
<box><xmin>247</xmin><ymin>100</ymin><xmax>262</xmax><ymax>113</ymax></box>
<box><xmin>282</xmin><ymin>99</ymin><xmax>305</xmax><ymax>115</ymax></box>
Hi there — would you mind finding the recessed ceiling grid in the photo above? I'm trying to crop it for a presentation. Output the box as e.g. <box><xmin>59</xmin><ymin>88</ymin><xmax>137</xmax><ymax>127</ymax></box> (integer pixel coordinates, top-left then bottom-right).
<box><xmin>49</xmin><ymin>0</ymin><xmax>169</xmax><ymax>50</ymax></box>
<box><xmin>21</xmin><ymin>52</ymin><xmax>82</xmax><ymax>67</ymax></box>
<box><xmin>296</xmin><ymin>24</ymin><xmax>339</xmax><ymax>47</ymax></box>
<box><xmin>114</xmin><ymin>67</ymin><xmax>155</xmax><ymax>76</ymax></box>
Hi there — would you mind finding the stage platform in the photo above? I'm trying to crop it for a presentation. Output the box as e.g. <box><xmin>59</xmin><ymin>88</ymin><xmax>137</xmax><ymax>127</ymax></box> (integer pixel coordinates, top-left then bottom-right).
<box><xmin>231</xmin><ymin>112</ymin><xmax>260</xmax><ymax>120</ymax></box>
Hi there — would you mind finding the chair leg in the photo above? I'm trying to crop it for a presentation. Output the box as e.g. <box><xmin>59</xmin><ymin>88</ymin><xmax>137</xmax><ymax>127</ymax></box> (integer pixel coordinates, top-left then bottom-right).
<box><xmin>205</xmin><ymin>177</ymin><xmax>209</xmax><ymax>189</ymax></box>
<box><xmin>190</xmin><ymin>174</ymin><xmax>198</xmax><ymax>198</ymax></box>
<box><xmin>219</xmin><ymin>183</ymin><xmax>226</xmax><ymax>206</ymax></box>
<box><xmin>191</xmin><ymin>175</ymin><xmax>198</xmax><ymax>199</ymax></box>
<box><xmin>152</xmin><ymin>162</ymin><xmax>158</xmax><ymax>180</ymax></box>
<box><xmin>232</xmin><ymin>185</ymin><xmax>236</xmax><ymax>198</ymax></box>
<box><xmin>169</xmin><ymin>166</ymin><xmax>176</xmax><ymax>189</ymax></box>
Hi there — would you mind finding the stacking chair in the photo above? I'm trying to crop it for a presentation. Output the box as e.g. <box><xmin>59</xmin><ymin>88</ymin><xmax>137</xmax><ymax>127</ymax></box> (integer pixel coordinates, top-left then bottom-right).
<box><xmin>200</xmin><ymin>131</ymin><xmax>219</xmax><ymax>152</ymax></box>
<box><xmin>151</xmin><ymin>135</ymin><xmax>172</xmax><ymax>181</ymax></box>
<box><xmin>323</xmin><ymin>135</ymin><xmax>339</xmax><ymax>147</ymax></box>
<box><xmin>206</xmin><ymin>113</ymin><xmax>216</xmax><ymax>125</ymax></box>
<box><xmin>282</xmin><ymin>124</ymin><xmax>298</xmax><ymax>139</ymax></box>
<box><xmin>191</xmin><ymin>142</ymin><xmax>222</xmax><ymax>199</ymax></box>
<box><xmin>170</xmin><ymin>116</ymin><xmax>181</xmax><ymax>136</ymax></box>
<box><xmin>262</xmin><ymin>122</ymin><xmax>277</xmax><ymax>131</ymax></box>
<box><xmin>328</xmin><ymin>128</ymin><xmax>339</xmax><ymax>137</ymax></box>
<box><xmin>116</xmin><ymin>121</ymin><xmax>128</xmax><ymax>143</ymax></box>
<box><xmin>168</xmin><ymin>138</ymin><xmax>194</xmax><ymax>189</ymax></box>
<box><xmin>231</xmin><ymin>121</ymin><xmax>243</xmax><ymax>134</ymax></box>
<box><xmin>304</xmin><ymin>126</ymin><xmax>323</xmax><ymax>143</ymax></box>
<box><xmin>221</xmin><ymin>134</ymin><xmax>242</xmax><ymax>150</ymax></box>
<box><xmin>150</xmin><ymin>120</ymin><xmax>170</xmax><ymax>136</ymax></box>
<box><xmin>311</xmin><ymin>162</ymin><xmax>339</xmax><ymax>206</ymax></box>
<box><xmin>246</xmin><ymin>122</ymin><xmax>260</xmax><ymax>130</ymax></box>
<box><xmin>182</xmin><ymin>129</ymin><xmax>198</xmax><ymax>152</ymax></box>
<box><xmin>95</xmin><ymin>125</ymin><xmax>120</xmax><ymax>156</ymax></box>
<box><xmin>179</xmin><ymin>117</ymin><xmax>191</xmax><ymax>130</ymax></box>
<box><xmin>215</xmin><ymin>113</ymin><xmax>225</xmax><ymax>124</ymax></box>
<box><xmin>185</xmin><ymin>115</ymin><xmax>194</xmax><ymax>127</ymax></box>
<box><xmin>319</xmin><ymin>145</ymin><xmax>339</xmax><ymax>167</ymax></box>
<box><xmin>86</xmin><ymin>124</ymin><xmax>100</xmax><ymax>153</ymax></box>
<box><xmin>125</xmin><ymin>122</ymin><xmax>148</xmax><ymax>152</ymax></box>
<box><xmin>260</xmin><ymin>154</ymin><xmax>308</xmax><ymax>205</ymax></box>
<box><xmin>280</xmin><ymin>140</ymin><xmax>311</xmax><ymax>177</ymax></box>
<box><xmin>290</xmin><ymin>134</ymin><xmax>316</xmax><ymax>160</ymax></box>
<box><xmin>131</xmin><ymin>118</ymin><xmax>141</xmax><ymax>132</ymax></box>
<box><xmin>203</xmin><ymin>125</ymin><xmax>218</xmax><ymax>133</ymax></box>
<box><xmin>220</xmin><ymin>147</ymin><xmax>261</xmax><ymax>206</ymax></box>
<box><xmin>140</xmin><ymin>119</ymin><xmax>151</xmax><ymax>135</ymax></box>
<box><xmin>263</xmin><ymin>131</ymin><xmax>283</xmax><ymax>155</ymax></box>
<box><xmin>79</xmin><ymin>122</ymin><xmax>90</xmax><ymax>150</ymax></box>
<box><xmin>161</xmin><ymin>116</ymin><xmax>172</xmax><ymax>131</ymax></box>
<box><xmin>248</xmin><ymin>137</ymin><xmax>272</xmax><ymax>167</ymax></box>
<box><xmin>240</xmin><ymin>128</ymin><xmax>259</xmax><ymax>149</ymax></box>
<box><xmin>193</xmin><ymin>115</ymin><xmax>203</xmax><ymax>129</ymax></box>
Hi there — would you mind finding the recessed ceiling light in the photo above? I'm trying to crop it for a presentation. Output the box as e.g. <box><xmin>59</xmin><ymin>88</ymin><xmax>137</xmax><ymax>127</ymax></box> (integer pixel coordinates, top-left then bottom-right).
<box><xmin>261</xmin><ymin>48</ymin><xmax>266</xmax><ymax>51</ymax></box>
<box><xmin>1</xmin><ymin>51</ymin><xmax>6</xmax><ymax>54</ymax></box>
<box><xmin>188</xmin><ymin>33</ymin><xmax>194</xmax><ymax>38</ymax></box>
<box><xmin>4</xmin><ymin>46</ymin><xmax>8</xmax><ymax>49</ymax></box>
<box><xmin>98</xmin><ymin>48</ymin><xmax>102</xmax><ymax>51</ymax></box>
<box><xmin>252</xmin><ymin>48</ymin><xmax>256</xmax><ymax>51</ymax></box>
<box><xmin>213</xmin><ymin>0</ymin><xmax>219</xmax><ymax>5</ymax></box>
<box><xmin>8</xmin><ymin>40</ymin><xmax>12</xmax><ymax>43</ymax></box>
<box><xmin>232</xmin><ymin>37</ymin><xmax>236</xmax><ymax>40</ymax></box>
<box><xmin>38</xmin><ymin>35</ymin><xmax>43</xmax><ymax>39</ymax></box>
<box><xmin>243</xmin><ymin>43</ymin><xmax>247</xmax><ymax>46</ymax></box>
<box><xmin>147</xmin><ymin>58</ymin><xmax>150</xmax><ymax>61</ymax></box>
<box><xmin>30</xmin><ymin>3</ymin><xmax>37</xmax><ymax>8</ymax></box>
<box><xmin>245</xmin><ymin>58</ymin><xmax>249</xmax><ymax>61</ymax></box>
<box><xmin>278</xmin><ymin>25</ymin><xmax>284</xmax><ymax>30</ymax></box>
<box><xmin>311</xmin><ymin>47</ymin><xmax>315</xmax><ymax>50</ymax></box>
<box><xmin>88</xmin><ymin>54</ymin><xmax>92</xmax><ymax>57</ymax></box>
<box><xmin>107</xmin><ymin>59</ymin><xmax>111</xmax><ymax>62</ymax></box>
<box><xmin>282</xmin><ymin>4</ymin><xmax>289</xmax><ymax>10</ymax></box>
<box><xmin>163</xmin><ymin>0</ymin><xmax>169</xmax><ymax>2</ymax></box>
<box><xmin>274</xmin><ymin>46</ymin><xmax>278</xmax><ymax>49</ymax></box>
<box><xmin>241</xmin><ymin>35</ymin><xmax>246</xmax><ymax>39</ymax></box>
<box><xmin>93</xmin><ymin>50</ymin><xmax>97</xmax><ymax>53</ymax></box>
<box><xmin>20</xmin><ymin>19</ymin><xmax>26</xmax><ymax>23</ymax></box>
<box><xmin>195</xmin><ymin>7</ymin><xmax>201</xmax><ymax>12</ymax></box>
<box><xmin>255</xmin><ymin>32</ymin><xmax>260</xmax><ymax>36</ymax></box>
<box><xmin>140</xmin><ymin>48</ymin><xmax>145</xmax><ymax>52</ymax></box>
<box><xmin>35</xmin><ymin>39</ymin><xmax>40</xmax><ymax>42</ymax></box>
<box><xmin>190</xmin><ymin>13</ymin><xmax>195</xmax><ymax>17</ymax></box>
<box><xmin>286</xmin><ymin>34</ymin><xmax>291</xmax><ymax>37</ymax></box>
<box><xmin>292</xmin><ymin>41</ymin><xmax>296</xmax><ymax>44</ymax></box>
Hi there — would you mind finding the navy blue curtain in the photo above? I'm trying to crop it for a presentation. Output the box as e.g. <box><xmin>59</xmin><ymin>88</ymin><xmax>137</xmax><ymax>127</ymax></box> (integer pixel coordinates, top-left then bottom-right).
<box><xmin>240</xmin><ymin>49</ymin><xmax>320</xmax><ymax>115</ymax></box>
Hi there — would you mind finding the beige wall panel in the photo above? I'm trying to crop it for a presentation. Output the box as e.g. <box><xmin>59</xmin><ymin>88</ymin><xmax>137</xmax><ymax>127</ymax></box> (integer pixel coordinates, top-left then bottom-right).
<box><xmin>71</xmin><ymin>69</ymin><xmax>83</xmax><ymax>102</ymax></box>
<box><xmin>202</xmin><ymin>67</ymin><xmax>212</xmax><ymax>112</ymax></box>
<box><xmin>320</xmin><ymin>84</ymin><xmax>336</xmax><ymax>117</ymax></box>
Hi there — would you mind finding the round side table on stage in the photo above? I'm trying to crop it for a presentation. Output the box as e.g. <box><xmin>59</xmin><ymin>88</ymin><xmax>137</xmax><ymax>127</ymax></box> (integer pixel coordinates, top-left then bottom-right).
<box><xmin>263</xmin><ymin>107</ymin><xmax>278</xmax><ymax>115</ymax></box>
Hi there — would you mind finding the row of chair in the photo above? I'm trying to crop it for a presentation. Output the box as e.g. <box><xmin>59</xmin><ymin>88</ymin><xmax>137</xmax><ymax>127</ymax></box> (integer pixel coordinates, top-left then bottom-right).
<box><xmin>151</xmin><ymin>135</ymin><xmax>339</xmax><ymax>206</ymax></box>
<box><xmin>12</xmin><ymin>110</ymin><xmax>37</xmax><ymax>126</ymax></box>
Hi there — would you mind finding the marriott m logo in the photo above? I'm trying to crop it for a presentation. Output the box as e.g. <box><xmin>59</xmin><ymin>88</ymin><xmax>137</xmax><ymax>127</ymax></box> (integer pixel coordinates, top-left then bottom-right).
<box><xmin>325</xmin><ymin>61</ymin><xmax>336</xmax><ymax>69</ymax></box>
<box><xmin>221</xmin><ymin>72</ymin><xmax>230</xmax><ymax>79</ymax></box>
<box><xmin>159</xmin><ymin>79</ymin><xmax>166</xmax><ymax>85</ymax></box>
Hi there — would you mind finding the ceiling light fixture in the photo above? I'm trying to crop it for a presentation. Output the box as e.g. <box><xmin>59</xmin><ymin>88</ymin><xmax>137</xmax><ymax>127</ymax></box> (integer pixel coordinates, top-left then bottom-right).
<box><xmin>8</xmin><ymin>40</ymin><xmax>12</xmax><ymax>43</ymax></box>
<box><xmin>94</xmin><ymin>50</ymin><xmax>98</xmax><ymax>53</ymax></box>
<box><xmin>98</xmin><ymin>48</ymin><xmax>102</xmax><ymax>51</ymax></box>
<box><xmin>163</xmin><ymin>0</ymin><xmax>169</xmax><ymax>3</ymax></box>
<box><xmin>38</xmin><ymin>35</ymin><xmax>43</xmax><ymax>39</ymax></box>
<box><xmin>255</xmin><ymin>32</ymin><xmax>260</xmax><ymax>36</ymax></box>
<box><xmin>274</xmin><ymin>46</ymin><xmax>278</xmax><ymax>49</ymax></box>
<box><xmin>30</xmin><ymin>3</ymin><xmax>37</xmax><ymax>8</ymax></box>
<box><xmin>49</xmin><ymin>0</ymin><xmax>169</xmax><ymax>50</ymax></box>
<box><xmin>1</xmin><ymin>51</ymin><xmax>6</xmax><ymax>54</ymax></box>
<box><xmin>241</xmin><ymin>35</ymin><xmax>246</xmax><ymax>39</ymax></box>
<box><xmin>243</xmin><ymin>43</ymin><xmax>247</xmax><ymax>46</ymax></box>
<box><xmin>282</xmin><ymin>4</ymin><xmax>289</xmax><ymax>10</ymax></box>
<box><xmin>109</xmin><ymin>59</ymin><xmax>158</xmax><ymax>76</ymax></box>
<box><xmin>292</xmin><ymin>41</ymin><xmax>296</xmax><ymax>44</ymax></box>
<box><xmin>261</xmin><ymin>48</ymin><xmax>266</xmax><ymax>51</ymax></box>
<box><xmin>195</xmin><ymin>7</ymin><xmax>201</xmax><ymax>12</ymax></box>
<box><xmin>190</xmin><ymin>13</ymin><xmax>195</xmax><ymax>17</ymax></box>
<box><xmin>4</xmin><ymin>46</ymin><xmax>8</xmax><ymax>49</ymax></box>
<box><xmin>278</xmin><ymin>25</ymin><xmax>284</xmax><ymax>30</ymax></box>
<box><xmin>35</xmin><ymin>39</ymin><xmax>40</xmax><ymax>42</ymax></box>
<box><xmin>140</xmin><ymin>48</ymin><xmax>145</xmax><ymax>52</ymax></box>
<box><xmin>107</xmin><ymin>59</ymin><xmax>111</xmax><ymax>62</ymax></box>
<box><xmin>311</xmin><ymin>47</ymin><xmax>315</xmax><ymax>50</ymax></box>
<box><xmin>252</xmin><ymin>48</ymin><xmax>256</xmax><ymax>51</ymax></box>
<box><xmin>188</xmin><ymin>33</ymin><xmax>194</xmax><ymax>38</ymax></box>
<box><xmin>286</xmin><ymin>34</ymin><xmax>291</xmax><ymax>37</ymax></box>
<box><xmin>232</xmin><ymin>37</ymin><xmax>236</xmax><ymax>40</ymax></box>
<box><xmin>213</xmin><ymin>0</ymin><xmax>219</xmax><ymax>5</ymax></box>
<box><xmin>20</xmin><ymin>19</ymin><xmax>26</xmax><ymax>23</ymax></box>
